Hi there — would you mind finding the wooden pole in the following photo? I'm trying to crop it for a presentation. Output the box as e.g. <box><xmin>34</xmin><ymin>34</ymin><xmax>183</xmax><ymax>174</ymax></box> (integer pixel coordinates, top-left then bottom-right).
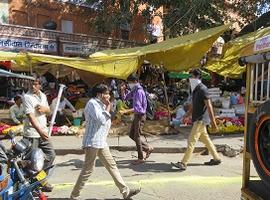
<box><xmin>25</xmin><ymin>52</ymin><xmax>33</xmax><ymax>75</ymax></box>
<box><xmin>160</xmin><ymin>66</ymin><xmax>171</xmax><ymax>123</ymax></box>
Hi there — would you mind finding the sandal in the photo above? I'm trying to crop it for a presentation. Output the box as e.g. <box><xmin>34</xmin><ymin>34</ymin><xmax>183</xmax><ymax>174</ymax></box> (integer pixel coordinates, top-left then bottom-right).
<box><xmin>132</xmin><ymin>159</ymin><xmax>145</xmax><ymax>165</ymax></box>
<box><xmin>145</xmin><ymin>147</ymin><xmax>154</xmax><ymax>160</ymax></box>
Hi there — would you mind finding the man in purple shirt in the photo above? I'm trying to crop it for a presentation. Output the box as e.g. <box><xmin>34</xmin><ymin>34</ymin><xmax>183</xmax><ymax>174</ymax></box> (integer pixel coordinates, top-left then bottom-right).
<box><xmin>121</xmin><ymin>74</ymin><xmax>153</xmax><ymax>165</ymax></box>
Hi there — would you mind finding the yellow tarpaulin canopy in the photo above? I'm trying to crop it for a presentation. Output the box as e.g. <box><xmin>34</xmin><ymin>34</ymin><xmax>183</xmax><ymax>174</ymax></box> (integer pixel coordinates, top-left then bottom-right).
<box><xmin>0</xmin><ymin>24</ymin><xmax>229</xmax><ymax>82</ymax></box>
<box><xmin>206</xmin><ymin>26</ymin><xmax>270</xmax><ymax>78</ymax></box>
<box><xmin>91</xmin><ymin>24</ymin><xmax>230</xmax><ymax>72</ymax></box>
<box><xmin>0</xmin><ymin>52</ymin><xmax>138</xmax><ymax>80</ymax></box>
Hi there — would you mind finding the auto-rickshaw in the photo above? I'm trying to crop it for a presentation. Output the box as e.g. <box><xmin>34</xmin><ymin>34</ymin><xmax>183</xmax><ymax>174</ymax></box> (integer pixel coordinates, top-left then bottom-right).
<box><xmin>240</xmin><ymin>34</ymin><xmax>270</xmax><ymax>200</ymax></box>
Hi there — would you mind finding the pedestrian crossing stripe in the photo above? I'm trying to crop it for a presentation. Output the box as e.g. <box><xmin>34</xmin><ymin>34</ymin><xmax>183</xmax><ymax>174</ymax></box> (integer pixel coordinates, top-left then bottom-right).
<box><xmin>52</xmin><ymin>176</ymin><xmax>260</xmax><ymax>189</ymax></box>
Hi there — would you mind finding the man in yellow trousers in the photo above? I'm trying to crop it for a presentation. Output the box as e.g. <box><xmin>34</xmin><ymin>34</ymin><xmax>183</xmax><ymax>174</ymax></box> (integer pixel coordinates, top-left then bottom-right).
<box><xmin>171</xmin><ymin>69</ymin><xmax>221</xmax><ymax>170</ymax></box>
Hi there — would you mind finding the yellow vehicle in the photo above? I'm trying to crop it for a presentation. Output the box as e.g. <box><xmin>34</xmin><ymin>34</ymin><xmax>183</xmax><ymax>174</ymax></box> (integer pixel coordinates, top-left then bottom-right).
<box><xmin>240</xmin><ymin>35</ymin><xmax>270</xmax><ymax>200</ymax></box>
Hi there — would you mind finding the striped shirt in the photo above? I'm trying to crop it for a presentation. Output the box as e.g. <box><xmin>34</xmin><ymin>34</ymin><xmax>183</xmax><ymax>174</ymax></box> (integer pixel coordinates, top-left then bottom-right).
<box><xmin>82</xmin><ymin>98</ymin><xmax>111</xmax><ymax>149</ymax></box>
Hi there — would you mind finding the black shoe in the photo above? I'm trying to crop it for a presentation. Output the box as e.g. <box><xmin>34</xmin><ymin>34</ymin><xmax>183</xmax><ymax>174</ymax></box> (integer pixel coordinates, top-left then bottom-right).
<box><xmin>42</xmin><ymin>182</ymin><xmax>54</xmax><ymax>192</ymax></box>
<box><xmin>204</xmin><ymin>159</ymin><xmax>221</xmax><ymax>166</ymax></box>
<box><xmin>124</xmin><ymin>188</ymin><xmax>141</xmax><ymax>199</ymax></box>
<box><xmin>170</xmin><ymin>162</ymin><xmax>187</xmax><ymax>171</ymax></box>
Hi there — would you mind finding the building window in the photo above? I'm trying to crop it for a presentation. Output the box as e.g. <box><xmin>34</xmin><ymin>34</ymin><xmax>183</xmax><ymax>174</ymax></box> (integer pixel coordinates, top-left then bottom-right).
<box><xmin>61</xmin><ymin>20</ymin><xmax>73</xmax><ymax>33</ymax></box>
<box><xmin>11</xmin><ymin>10</ymin><xmax>28</xmax><ymax>26</ymax></box>
<box><xmin>121</xmin><ymin>30</ymin><xmax>130</xmax><ymax>40</ymax></box>
<box><xmin>37</xmin><ymin>14</ymin><xmax>50</xmax><ymax>29</ymax></box>
<box><xmin>120</xmin><ymin>22</ymin><xmax>130</xmax><ymax>40</ymax></box>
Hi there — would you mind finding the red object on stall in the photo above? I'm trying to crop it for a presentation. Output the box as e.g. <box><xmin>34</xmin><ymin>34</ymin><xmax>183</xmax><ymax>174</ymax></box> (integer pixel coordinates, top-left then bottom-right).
<box><xmin>0</xmin><ymin>61</ymin><xmax>11</xmax><ymax>69</ymax></box>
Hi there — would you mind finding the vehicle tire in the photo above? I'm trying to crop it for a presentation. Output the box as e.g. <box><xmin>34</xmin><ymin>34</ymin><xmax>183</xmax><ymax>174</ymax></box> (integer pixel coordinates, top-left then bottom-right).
<box><xmin>249</xmin><ymin>100</ymin><xmax>270</xmax><ymax>187</ymax></box>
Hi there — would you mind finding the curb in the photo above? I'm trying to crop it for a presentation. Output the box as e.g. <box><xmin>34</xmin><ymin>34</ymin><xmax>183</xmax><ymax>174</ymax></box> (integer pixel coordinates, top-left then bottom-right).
<box><xmin>55</xmin><ymin>144</ymin><xmax>241</xmax><ymax>156</ymax></box>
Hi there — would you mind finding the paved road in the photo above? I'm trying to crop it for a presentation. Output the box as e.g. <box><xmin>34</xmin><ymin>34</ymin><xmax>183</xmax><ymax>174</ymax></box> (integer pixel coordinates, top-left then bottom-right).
<box><xmin>46</xmin><ymin>151</ymin><xmax>258</xmax><ymax>200</ymax></box>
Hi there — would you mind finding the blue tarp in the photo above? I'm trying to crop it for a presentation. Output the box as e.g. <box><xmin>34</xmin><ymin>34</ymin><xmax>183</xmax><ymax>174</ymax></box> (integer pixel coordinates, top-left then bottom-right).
<box><xmin>0</xmin><ymin>69</ymin><xmax>34</xmax><ymax>80</ymax></box>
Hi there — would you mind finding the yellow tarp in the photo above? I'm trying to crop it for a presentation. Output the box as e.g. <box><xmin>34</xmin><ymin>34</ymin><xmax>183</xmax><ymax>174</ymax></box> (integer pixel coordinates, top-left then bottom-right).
<box><xmin>0</xmin><ymin>24</ymin><xmax>229</xmax><ymax>80</ymax></box>
<box><xmin>206</xmin><ymin>26</ymin><xmax>270</xmax><ymax>78</ymax></box>
<box><xmin>91</xmin><ymin>24</ymin><xmax>230</xmax><ymax>72</ymax></box>
<box><xmin>0</xmin><ymin>51</ymin><xmax>25</xmax><ymax>61</ymax></box>
<box><xmin>0</xmin><ymin>52</ymin><xmax>138</xmax><ymax>80</ymax></box>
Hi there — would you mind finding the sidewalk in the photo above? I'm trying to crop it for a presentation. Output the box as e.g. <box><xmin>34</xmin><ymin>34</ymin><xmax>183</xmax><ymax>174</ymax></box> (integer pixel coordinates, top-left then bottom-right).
<box><xmin>52</xmin><ymin>127</ymin><xmax>244</xmax><ymax>157</ymax></box>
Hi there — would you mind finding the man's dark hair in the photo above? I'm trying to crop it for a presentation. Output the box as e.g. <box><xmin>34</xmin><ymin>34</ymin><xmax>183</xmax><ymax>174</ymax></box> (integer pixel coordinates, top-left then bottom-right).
<box><xmin>92</xmin><ymin>84</ymin><xmax>109</xmax><ymax>97</ymax></box>
<box><xmin>14</xmin><ymin>95</ymin><xmax>21</xmax><ymax>102</ymax></box>
<box><xmin>190</xmin><ymin>69</ymin><xmax>201</xmax><ymax>79</ymax></box>
<box><xmin>127</xmin><ymin>73</ymin><xmax>138</xmax><ymax>82</ymax></box>
<box><xmin>33</xmin><ymin>77</ymin><xmax>42</xmax><ymax>85</ymax></box>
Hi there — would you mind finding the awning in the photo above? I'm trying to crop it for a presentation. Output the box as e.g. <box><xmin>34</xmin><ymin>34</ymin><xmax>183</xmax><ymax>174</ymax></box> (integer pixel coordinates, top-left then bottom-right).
<box><xmin>168</xmin><ymin>71</ymin><xmax>211</xmax><ymax>80</ymax></box>
<box><xmin>0</xmin><ymin>24</ymin><xmax>229</xmax><ymax>82</ymax></box>
<box><xmin>0</xmin><ymin>52</ymin><xmax>138</xmax><ymax>81</ymax></box>
<box><xmin>90</xmin><ymin>24</ymin><xmax>230</xmax><ymax>72</ymax></box>
<box><xmin>0</xmin><ymin>68</ymin><xmax>34</xmax><ymax>80</ymax></box>
<box><xmin>206</xmin><ymin>26</ymin><xmax>270</xmax><ymax>78</ymax></box>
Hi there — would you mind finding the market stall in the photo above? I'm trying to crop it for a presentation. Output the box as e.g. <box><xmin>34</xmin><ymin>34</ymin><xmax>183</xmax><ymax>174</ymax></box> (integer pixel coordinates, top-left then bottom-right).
<box><xmin>0</xmin><ymin>24</ymin><xmax>231</xmax><ymax>136</ymax></box>
<box><xmin>0</xmin><ymin>68</ymin><xmax>34</xmax><ymax>136</ymax></box>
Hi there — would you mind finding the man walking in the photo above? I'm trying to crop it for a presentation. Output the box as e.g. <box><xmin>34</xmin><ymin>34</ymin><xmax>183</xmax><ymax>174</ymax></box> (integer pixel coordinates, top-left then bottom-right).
<box><xmin>70</xmin><ymin>84</ymin><xmax>140</xmax><ymax>200</ymax></box>
<box><xmin>121</xmin><ymin>74</ymin><xmax>153</xmax><ymax>165</ymax></box>
<box><xmin>23</xmin><ymin>78</ymin><xmax>55</xmax><ymax>192</ymax></box>
<box><xmin>171</xmin><ymin>69</ymin><xmax>221</xmax><ymax>170</ymax></box>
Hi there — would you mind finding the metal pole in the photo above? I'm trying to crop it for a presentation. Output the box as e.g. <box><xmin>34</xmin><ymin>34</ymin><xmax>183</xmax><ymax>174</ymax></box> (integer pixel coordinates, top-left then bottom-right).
<box><xmin>250</xmin><ymin>65</ymin><xmax>254</xmax><ymax>102</ymax></box>
<box><xmin>260</xmin><ymin>63</ymin><xmax>264</xmax><ymax>101</ymax></box>
<box><xmin>255</xmin><ymin>63</ymin><xmax>258</xmax><ymax>101</ymax></box>
<box><xmin>48</xmin><ymin>84</ymin><xmax>66</xmax><ymax>137</ymax></box>
<box><xmin>267</xmin><ymin>62</ymin><xmax>270</xmax><ymax>99</ymax></box>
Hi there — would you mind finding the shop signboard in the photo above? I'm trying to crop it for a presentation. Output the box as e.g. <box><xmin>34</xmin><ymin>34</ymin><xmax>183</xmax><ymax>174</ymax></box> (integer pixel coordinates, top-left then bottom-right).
<box><xmin>63</xmin><ymin>43</ymin><xmax>98</xmax><ymax>55</ymax></box>
<box><xmin>0</xmin><ymin>37</ymin><xmax>57</xmax><ymax>53</ymax></box>
<box><xmin>254</xmin><ymin>34</ymin><xmax>270</xmax><ymax>53</ymax></box>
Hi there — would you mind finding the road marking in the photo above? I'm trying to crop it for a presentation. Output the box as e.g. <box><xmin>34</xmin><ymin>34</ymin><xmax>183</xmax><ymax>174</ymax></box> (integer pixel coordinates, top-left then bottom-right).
<box><xmin>53</xmin><ymin>176</ymin><xmax>259</xmax><ymax>189</ymax></box>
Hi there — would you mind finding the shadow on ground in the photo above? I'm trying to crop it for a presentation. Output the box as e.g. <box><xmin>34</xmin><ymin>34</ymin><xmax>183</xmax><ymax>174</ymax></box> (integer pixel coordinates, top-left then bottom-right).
<box><xmin>56</xmin><ymin>159</ymin><xmax>84</xmax><ymax>170</ymax></box>
<box><xmin>55</xmin><ymin>158</ymin><xmax>206</xmax><ymax>173</ymax></box>
<box><xmin>116</xmin><ymin>159</ymin><xmax>194</xmax><ymax>172</ymax></box>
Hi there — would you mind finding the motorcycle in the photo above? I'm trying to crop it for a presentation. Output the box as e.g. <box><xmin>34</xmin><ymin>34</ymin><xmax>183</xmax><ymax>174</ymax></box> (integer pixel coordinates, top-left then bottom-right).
<box><xmin>0</xmin><ymin>131</ymin><xmax>50</xmax><ymax>200</ymax></box>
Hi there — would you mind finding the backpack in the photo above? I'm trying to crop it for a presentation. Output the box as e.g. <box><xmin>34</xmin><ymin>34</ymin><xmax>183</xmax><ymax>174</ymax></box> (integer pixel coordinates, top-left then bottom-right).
<box><xmin>136</xmin><ymin>87</ymin><xmax>156</xmax><ymax>120</ymax></box>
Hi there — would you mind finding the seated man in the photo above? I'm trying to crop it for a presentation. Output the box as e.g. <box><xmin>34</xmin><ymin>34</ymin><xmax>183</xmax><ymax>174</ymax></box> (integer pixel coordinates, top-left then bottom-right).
<box><xmin>171</xmin><ymin>102</ymin><xmax>192</xmax><ymax>126</ymax></box>
<box><xmin>9</xmin><ymin>95</ymin><xmax>25</xmax><ymax>125</ymax></box>
<box><xmin>50</xmin><ymin>94</ymin><xmax>76</xmax><ymax>126</ymax></box>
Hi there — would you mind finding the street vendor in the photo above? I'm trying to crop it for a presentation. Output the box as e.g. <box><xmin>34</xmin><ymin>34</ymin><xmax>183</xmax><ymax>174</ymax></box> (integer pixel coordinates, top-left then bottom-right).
<box><xmin>50</xmin><ymin>93</ymin><xmax>76</xmax><ymax>126</ymax></box>
<box><xmin>9</xmin><ymin>95</ymin><xmax>25</xmax><ymax>125</ymax></box>
<box><xmin>170</xmin><ymin>102</ymin><xmax>192</xmax><ymax>126</ymax></box>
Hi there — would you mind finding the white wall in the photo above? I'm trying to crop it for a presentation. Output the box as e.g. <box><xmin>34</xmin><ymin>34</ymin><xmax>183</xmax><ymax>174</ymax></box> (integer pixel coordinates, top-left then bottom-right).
<box><xmin>0</xmin><ymin>0</ymin><xmax>8</xmax><ymax>24</ymax></box>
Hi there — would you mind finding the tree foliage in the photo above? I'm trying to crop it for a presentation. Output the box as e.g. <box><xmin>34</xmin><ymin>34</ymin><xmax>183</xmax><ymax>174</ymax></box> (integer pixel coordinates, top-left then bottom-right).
<box><xmin>86</xmin><ymin>0</ymin><xmax>270</xmax><ymax>38</ymax></box>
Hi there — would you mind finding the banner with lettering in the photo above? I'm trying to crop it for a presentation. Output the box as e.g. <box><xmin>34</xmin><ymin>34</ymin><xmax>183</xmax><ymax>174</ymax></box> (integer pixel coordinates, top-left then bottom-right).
<box><xmin>0</xmin><ymin>37</ymin><xmax>57</xmax><ymax>53</ymax></box>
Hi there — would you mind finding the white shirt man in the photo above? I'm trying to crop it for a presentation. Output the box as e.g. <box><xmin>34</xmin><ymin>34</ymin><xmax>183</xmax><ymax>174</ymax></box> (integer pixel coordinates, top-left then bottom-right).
<box><xmin>23</xmin><ymin>90</ymin><xmax>49</xmax><ymax>138</ymax></box>
<box><xmin>22</xmin><ymin>78</ymin><xmax>54</xmax><ymax>192</ymax></box>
